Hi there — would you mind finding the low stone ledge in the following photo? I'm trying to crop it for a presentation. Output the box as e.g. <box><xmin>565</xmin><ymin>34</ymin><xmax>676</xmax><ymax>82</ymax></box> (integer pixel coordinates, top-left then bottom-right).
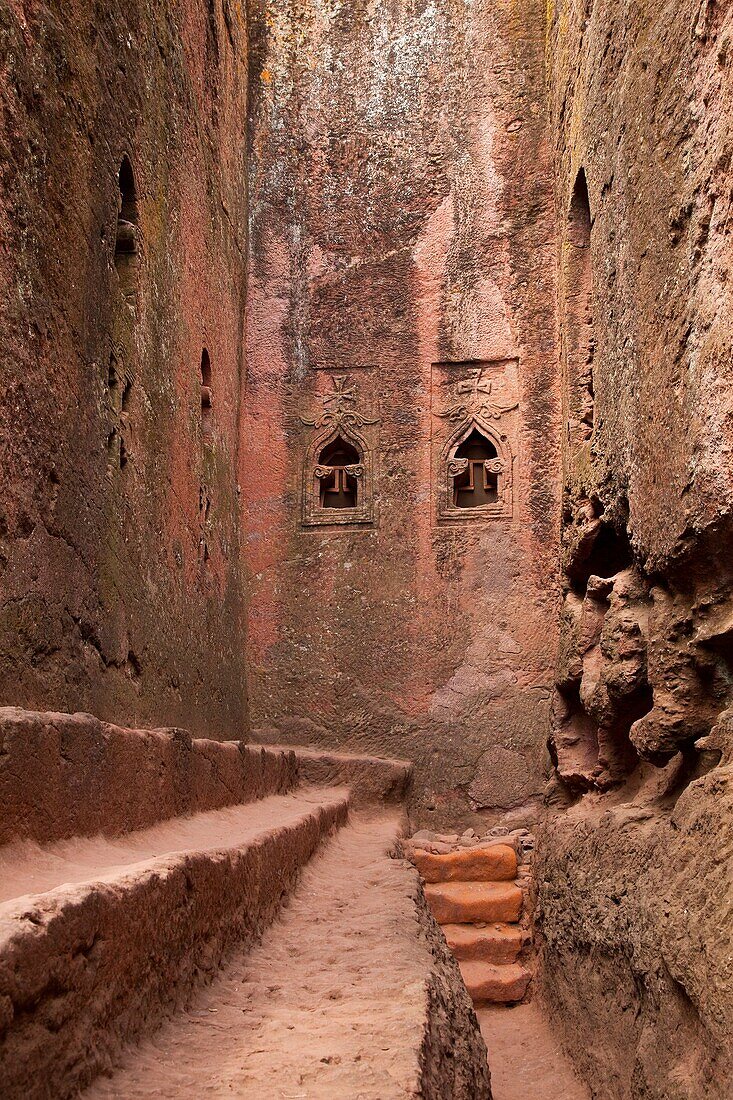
<box><xmin>443</xmin><ymin>922</ymin><xmax>523</xmax><ymax>964</ymax></box>
<box><xmin>414</xmin><ymin>844</ymin><xmax>518</xmax><ymax>883</ymax></box>
<box><xmin>458</xmin><ymin>960</ymin><xmax>531</xmax><ymax>1005</ymax></box>
<box><xmin>250</xmin><ymin>742</ymin><xmax>413</xmax><ymax>806</ymax></box>
<box><xmin>0</xmin><ymin>791</ymin><xmax>348</xmax><ymax>1099</ymax></box>
<box><xmin>0</xmin><ymin>707</ymin><xmax>298</xmax><ymax>845</ymax></box>
<box><xmin>424</xmin><ymin>881</ymin><xmax>523</xmax><ymax>925</ymax></box>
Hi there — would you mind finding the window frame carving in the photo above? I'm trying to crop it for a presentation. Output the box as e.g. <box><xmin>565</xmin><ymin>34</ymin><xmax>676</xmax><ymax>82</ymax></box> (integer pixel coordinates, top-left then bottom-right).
<box><xmin>433</xmin><ymin>366</ymin><xmax>518</xmax><ymax>524</ymax></box>
<box><xmin>301</xmin><ymin>376</ymin><xmax>378</xmax><ymax>528</ymax></box>
<box><xmin>440</xmin><ymin>417</ymin><xmax>514</xmax><ymax>521</ymax></box>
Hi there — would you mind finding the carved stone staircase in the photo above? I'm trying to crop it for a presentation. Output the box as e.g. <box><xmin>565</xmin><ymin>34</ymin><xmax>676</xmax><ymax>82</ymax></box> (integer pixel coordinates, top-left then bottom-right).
<box><xmin>409</xmin><ymin>837</ymin><xmax>533</xmax><ymax>1006</ymax></box>
<box><xmin>0</xmin><ymin>707</ymin><xmax>491</xmax><ymax>1099</ymax></box>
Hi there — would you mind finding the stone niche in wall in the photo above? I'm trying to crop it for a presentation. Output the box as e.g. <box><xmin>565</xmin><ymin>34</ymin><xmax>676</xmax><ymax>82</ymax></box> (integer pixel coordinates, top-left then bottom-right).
<box><xmin>300</xmin><ymin>373</ymin><xmax>380</xmax><ymax>528</ymax></box>
<box><xmin>431</xmin><ymin>359</ymin><xmax>519</xmax><ymax>525</ymax></box>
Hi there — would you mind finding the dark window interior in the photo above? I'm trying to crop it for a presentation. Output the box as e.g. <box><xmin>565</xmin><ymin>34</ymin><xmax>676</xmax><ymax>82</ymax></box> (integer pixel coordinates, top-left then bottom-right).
<box><xmin>201</xmin><ymin>348</ymin><xmax>213</xmax><ymax>434</ymax></box>
<box><xmin>319</xmin><ymin>436</ymin><xmax>360</xmax><ymax>509</ymax></box>
<box><xmin>453</xmin><ymin>429</ymin><xmax>499</xmax><ymax>509</ymax></box>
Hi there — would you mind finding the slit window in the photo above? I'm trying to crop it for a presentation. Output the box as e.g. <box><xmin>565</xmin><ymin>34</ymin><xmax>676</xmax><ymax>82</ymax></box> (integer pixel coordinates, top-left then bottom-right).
<box><xmin>115</xmin><ymin>157</ymin><xmax>139</xmax><ymax>293</ymax></box>
<box><xmin>200</xmin><ymin>348</ymin><xmax>213</xmax><ymax>436</ymax></box>
<box><xmin>566</xmin><ymin>168</ymin><xmax>595</xmax><ymax>444</ymax></box>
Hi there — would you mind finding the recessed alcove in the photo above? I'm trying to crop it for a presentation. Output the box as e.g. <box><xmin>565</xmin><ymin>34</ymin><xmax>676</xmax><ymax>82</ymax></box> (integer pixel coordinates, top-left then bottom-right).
<box><xmin>201</xmin><ymin>348</ymin><xmax>213</xmax><ymax>438</ymax></box>
<box><xmin>452</xmin><ymin>429</ymin><xmax>500</xmax><ymax>509</ymax></box>
<box><xmin>564</xmin><ymin>168</ymin><xmax>595</xmax><ymax>449</ymax></box>
<box><xmin>317</xmin><ymin>436</ymin><xmax>360</xmax><ymax>509</ymax></box>
<box><xmin>114</xmin><ymin>156</ymin><xmax>139</xmax><ymax>297</ymax></box>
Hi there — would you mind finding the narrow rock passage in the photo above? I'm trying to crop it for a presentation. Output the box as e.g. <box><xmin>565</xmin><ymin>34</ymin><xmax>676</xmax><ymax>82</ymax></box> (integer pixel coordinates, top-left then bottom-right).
<box><xmin>87</xmin><ymin>813</ymin><xmax>452</xmax><ymax>1098</ymax></box>
<box><xmin>478</xmin><ymin>1004</ymin><xmax>589</xmax><ymax>1100</ymax></box>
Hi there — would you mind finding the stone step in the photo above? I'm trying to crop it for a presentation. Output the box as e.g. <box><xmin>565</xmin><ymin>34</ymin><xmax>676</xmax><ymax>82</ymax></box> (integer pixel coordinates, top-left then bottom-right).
<box><xmin>250</xmin><ymin>742</ymin><xmax>413</xmax><ymax>806</ymax></box>
<box><xmin>424</xmin><ymin>880</ymin><xmax>523</xmax><ymax>924</ymax></box>
<box><xmin>413</xmin><ymin>843</ymin><xmax>517</xmax><ymax>883</ymax></box>
<box><xmin>442</xmin><ymin>922</ymin><xmax>523</xmax><ymax>965</ymax></box>
<box><xmin>459</xmin><ymin>960</ymin><xmax>532</xmax><ymax>1005</ymax></box>
<box><xmin>84</xmin><ymin>813</ymin><xmax>492</xmax><ymax>1100</ymax></box>
<box><xmin>0</xmin><ymin>787</ymin><xmax>350</xmax><ymax>1099</ymax></box>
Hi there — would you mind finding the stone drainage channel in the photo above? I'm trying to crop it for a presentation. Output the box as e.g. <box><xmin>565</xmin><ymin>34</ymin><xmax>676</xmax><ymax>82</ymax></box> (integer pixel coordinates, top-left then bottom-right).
<box><xmin>402</xmin><ymin>828</ymin><xmax>589</xmax><ymax>1100</ymax></box>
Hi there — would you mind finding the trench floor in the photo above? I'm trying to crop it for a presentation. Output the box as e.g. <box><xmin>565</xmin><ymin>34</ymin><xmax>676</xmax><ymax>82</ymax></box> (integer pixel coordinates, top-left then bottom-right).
<box><xmin>479</xmin><ymin>1002</ymin><xmax>590</xmax><ymax>1100</ymax></box>
<box><xmin>86</xmin><ymin>812</ymin><xmax>436</xmax><ymax>1099</ymax></box>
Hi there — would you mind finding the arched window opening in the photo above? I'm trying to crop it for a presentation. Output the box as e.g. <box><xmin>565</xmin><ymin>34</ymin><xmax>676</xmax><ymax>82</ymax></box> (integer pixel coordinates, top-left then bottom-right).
<box><xmin>568</xmin><ymin>168</ymin><xmax>591</xmax><ymax>250</ymax></box>
<box><xmin>565</xmin><ymin>168</ymin><xmax>595</xmax><ymax>446</ymax></box>
<box><xmin>200</xmin><ymin>348</ymin><xmax>213</xmax><ymax>436</ymax></box>
<box><xmin>115</xmin><ymin>157</ymin><xmax>139</xmax><ymax>292</ymax></box>
<box><xmin>452</xmin><ymin>428</ymin><xmax>500</xmax><ymax>509</ymax></box>
<box><xmin>316</xmin><ymin>436</ymin><xmax>361</xmax><ymax>509</ymax></box>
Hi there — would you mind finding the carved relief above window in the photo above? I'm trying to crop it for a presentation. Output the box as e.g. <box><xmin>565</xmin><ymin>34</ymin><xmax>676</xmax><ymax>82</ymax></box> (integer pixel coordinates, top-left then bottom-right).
<box><xmin>301</xmin><ymin>375</ymin><xmax>378</xmax><ymax>527</ymax></box>
<box><xmin>433</xmin><ymin>363</ymin><xmax>518</xmax><ymax>523</ymax></box>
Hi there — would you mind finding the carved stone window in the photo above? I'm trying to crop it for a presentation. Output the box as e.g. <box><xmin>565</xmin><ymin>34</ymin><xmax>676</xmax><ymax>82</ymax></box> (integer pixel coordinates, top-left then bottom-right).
<box><xmin>316</xmin><ymin>436</ymin><xmax>361</xmax><ymax>509</ymax></box>
<box><xmin>450</xmin><ymin>428</ymin><xmax>502</xmax><ymax>509</ymax></box>
<box><xmin>301</xmin><ymin>376</ymin><xmax>377</xmax><ymax>527</ymax></box>
<box><xmin>434</xmin><ymin>366</ymin><xmax>518</xmax><ymax>523</ymax></box>
<box><xmin>442</xmin><ymin>420</ymin><xmax>512</xmax><ymax>520</ymax></box>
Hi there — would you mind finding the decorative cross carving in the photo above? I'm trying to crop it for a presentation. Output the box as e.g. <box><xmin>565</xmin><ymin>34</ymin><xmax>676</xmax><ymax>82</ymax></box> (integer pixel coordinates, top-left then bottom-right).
<box><xmin>437</xmin><ymin>368</ymin><xmax>519</xmax><ymax>423</ymax></box>
<box><xmin>301</xmin><ymin>375</ymin><xmax>380</xmax><ymax>432</ymax></box>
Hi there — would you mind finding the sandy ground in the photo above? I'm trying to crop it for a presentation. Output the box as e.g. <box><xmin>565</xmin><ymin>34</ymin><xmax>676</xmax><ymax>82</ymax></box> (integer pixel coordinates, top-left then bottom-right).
<box><xmin>86</xmin><ymin>812</ymin><xmax>437</xmax><ymax>1099</ymax></box>
<box><xmin>479</xmin><ymin>1002</ymin><xmax>590</xmax><ymax>1100</ymax></box>
<box><xmin>0</xmin><ymin>788</ymin><xmax>347</xmax><ymax>906</ymax></box>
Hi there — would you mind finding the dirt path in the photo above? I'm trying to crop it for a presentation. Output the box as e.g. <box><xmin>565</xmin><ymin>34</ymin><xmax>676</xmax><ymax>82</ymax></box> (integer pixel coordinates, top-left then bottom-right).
<box><xmin>478</xmin><ymin>1002</ymin><xmax>590</xmax><ymax>1100</ymax></box>
<box><xmin>87</xmin><ymin>812</ymin><xmax>437</xmax><ymax>1099</ymax></box>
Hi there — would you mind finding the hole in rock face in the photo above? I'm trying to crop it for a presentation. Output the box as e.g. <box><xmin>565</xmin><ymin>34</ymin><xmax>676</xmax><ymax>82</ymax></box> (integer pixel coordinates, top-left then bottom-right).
<box><xmin>565</xmin><ymin>167</ymin><xmax>595</xmax><ymax>448</ymax></box>
<box><xmin>200</xmin><ymin>349</ymin><xmax>213</xmax><ymax>437</ymax></box>
<box><xmin>318</xmin><ymin>436</ymin><xmax>360</xmax><ymax>509</ymax></box>
<box><xmin>601</xmin><ymin>682</ymin><xmax>653</xmax><ymax>780</ymax></box>
<box><xmin>121</xmin><ymin>377</ymin><xmax>132</xmax><ymax>414</ymax></box>
<box><xmin>568</xmin><ymin>168</ymin><xmax>591</xmax><ymax>250</ymax></box>
<box><xmin>553</xmin><ymin>681</ymin><xmax>601</xmax><ymax>783</ymax></box>
<box><xmin>453</xmin><ymin>429</ymin><xmax>499</xmax><ymax>509</ymax></box>
<box><xmin>570</xmin><ymin>521</ymin><xmax>634</xmax><ymax>595</ymax></box>
<box><xmin>114</xmin><ymin>156</ymin><xmax>139</xmax><ymax>294</ymax></box>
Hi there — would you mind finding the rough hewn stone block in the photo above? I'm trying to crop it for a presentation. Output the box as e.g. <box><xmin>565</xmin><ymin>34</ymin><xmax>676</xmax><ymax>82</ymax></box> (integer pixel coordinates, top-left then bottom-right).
<box><xmin>424</xmin><ymin>881</ymin><xmax>523</xmax><ymax>925</ymax></box>
<box><xmin>414</xmin><ymin>844</ymin><xmax>517</xmax><ymax>883</ymax></box>
<box><xmin>442</xmin><ymin>922</ymin><xmax>522</xmax><ymax>965</ymax></box>
<box><xmin>459</xmin><ymin>960</ymin><xmax>531</xmax><ymax>1004</ymax></box>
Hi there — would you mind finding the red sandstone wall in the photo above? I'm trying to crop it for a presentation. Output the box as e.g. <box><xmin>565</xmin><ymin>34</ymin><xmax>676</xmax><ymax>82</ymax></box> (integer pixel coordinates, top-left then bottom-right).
<box><xmin>0</xmin><ymin>0</ymin><xmax>249</xmax><ymax>735</ymax></box>
<box><xmin>242</xmin><ymin>0</ymin><xmax>561</xmax><ymax>826</ymax></box>
<box><xmin>547</xmin><ymin>0</ymin><xmax>733</xmax><ymax>778</ymax></box>
<box><xmin>537</xmin><ymin>3</ymin><xmax>733</xmax><ymax>1096</ymax></box>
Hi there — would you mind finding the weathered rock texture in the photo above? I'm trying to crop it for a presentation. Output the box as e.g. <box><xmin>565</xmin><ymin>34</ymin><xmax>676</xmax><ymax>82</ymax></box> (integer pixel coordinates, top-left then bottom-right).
<box><xmin>537</xmin><ymin>2</ymin><xmax>733</xmax><ymax>1096</ymax></box>
<box><xmin>0</xmin><ymin>706</ymin><xmax>298</xmax><ymax>844</ymax></box>
<box><xmin>243</xmin><ymin>0</ymin><xmax>560</xmax><ymax>827</ymax></box>
<box><xmin>0</xmin><ymin>0</ymin><xmax>249</xmax><ymax>735</ymax></box>
<box><xmin>0</xmin><ymin>789</ymin><xmax>350</xmax><ymax>1098</ymax></box>
<box><xmin>2</xmin><ymin>0</ymin><xmax>733</xmax><ymax>1092</ymax></box>
<box><xmin>536</xmin><ymin>725</ymin><xmax>733</xmax><ymax>1099</ymax></box>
